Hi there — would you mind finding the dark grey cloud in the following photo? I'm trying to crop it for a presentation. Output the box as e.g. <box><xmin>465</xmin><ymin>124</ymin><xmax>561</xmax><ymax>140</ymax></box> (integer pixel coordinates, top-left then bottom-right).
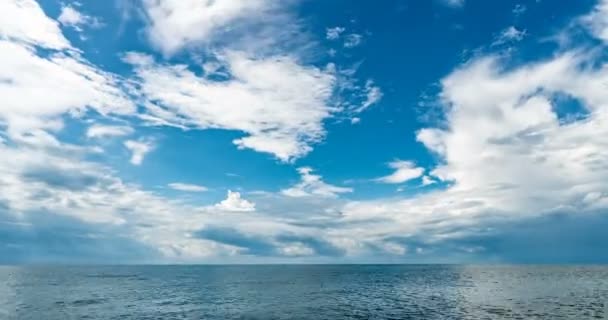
<box><xmin>276</xmin><ymin>234</ymin><xmax>345</xmax><ymax>257</ymax></box>
<box><xmin>21</xmin><ymin>166</ymin><xmax>103</xmax><ymax>191</ymax></box>
<box><xmin>196</xmin><ymin>227</ymin><xmax>345</xmax><ymax>257</ymax></box>
<box><xmin>0</xmin><ymin>209</ymin><xmax>158</xmax><ymax>264</ymax></box>
<box><xmin>386</xmin><ymin>212</ymin><xmax>608</xmax><ymax>264</ymax></box>
<box><xmin>196</xmin><ymin>227</ymin><xmax>277</xmax><ymax>256</ymax></box>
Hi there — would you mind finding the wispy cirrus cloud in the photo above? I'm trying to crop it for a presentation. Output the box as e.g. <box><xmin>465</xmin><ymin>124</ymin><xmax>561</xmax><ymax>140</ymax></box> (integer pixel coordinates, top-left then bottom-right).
<box><xmin>492</xmin><ymin>26</ymin><xmax>526</xmax><ymax>46</ymax></box>
<box><xmin>282</xmin><ymin>167</ymin><xmax>352</xmax><ymax>198</ymax></box>
<box><xmin>168</xmin><ymin>182</ymin><xmax>208</xmax><ymax>192</ymax></box>
<box><xmin>442</xmin><ymin>0</ymin><xmax>465</xmax><ymax>8</ymax></box>
<box><xmin>86</xmin><ymin>124</ymin><xmax>134</xmax><ymax>139</ymax></box>
<box><xmin>375</xmin><ymin>160</ymin><xmax>425</xmax><ymax>184</ymax></box>
<box><xmin>57</xmin><ymin>4</ymin><xmax>103</xmax><ymax>32</ymax></box>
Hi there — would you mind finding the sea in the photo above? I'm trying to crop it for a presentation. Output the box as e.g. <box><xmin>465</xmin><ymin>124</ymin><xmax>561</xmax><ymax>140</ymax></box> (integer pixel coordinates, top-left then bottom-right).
<box><xmin>0</xmin><ymin>265</ymin><xmax>606</xmax><ymax>319</ymax></box>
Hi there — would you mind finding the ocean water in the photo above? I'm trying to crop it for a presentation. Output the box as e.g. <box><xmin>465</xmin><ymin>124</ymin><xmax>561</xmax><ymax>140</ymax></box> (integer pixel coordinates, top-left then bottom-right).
<box><xmin>0</xmin><ymin>265</ymin><xmax>606</xmax><ymax>319</ymax></box>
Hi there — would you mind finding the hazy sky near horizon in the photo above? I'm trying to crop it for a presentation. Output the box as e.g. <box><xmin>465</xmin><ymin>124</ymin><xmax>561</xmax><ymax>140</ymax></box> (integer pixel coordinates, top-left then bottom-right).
<box><xmin>1</xmin><ymin>0</ymin><xmax>608</xmax><ymax>263</ymax></box>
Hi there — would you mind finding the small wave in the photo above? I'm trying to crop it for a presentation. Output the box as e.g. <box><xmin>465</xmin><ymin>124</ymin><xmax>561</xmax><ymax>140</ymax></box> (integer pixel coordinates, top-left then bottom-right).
<box><xmin>86</xmin><ymin>274</ymin><xmax>142</xmax><ymax>279</ymax></box>
<box><xmin>71</xmin><ymin>298</ymin><xmax>107</xmax><ymax>306</ymax></box>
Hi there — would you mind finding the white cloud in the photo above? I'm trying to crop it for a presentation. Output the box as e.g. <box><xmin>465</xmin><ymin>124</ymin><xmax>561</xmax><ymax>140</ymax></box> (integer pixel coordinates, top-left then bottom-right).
<box><xmin>422</xmin><ymin>51</ymin><xmax>608</xmax><ymax>199</ymax></box>
<box><xmin>141</xmin><ymin>0</ymin><xmax>272</xmax><ymax>55</ymax></box>
<box><xmin>375</xmin><ymin>160</ymin><xmax>425</xmax><ymax>184</ymax></box>
<box><xmin>0</xmin><ymin>0</ymin><xmax>70</xmax><ymax>49</ymax></box>
<box><xmin>422</xmin><ymin>176</ymin><xmax>436</xmax><ymax>186</ymax></box>
<box><xmin>57</xmin><ymin>5</ymin><xmax>102</xmax><ymax>31</ymax></box>
<box><xmin>0</xmin><ymin>137</ymin><xmax>244</xmax><ymax>260</ymax></box>
<box><xmin>0</xmin><ymin>0</ymin><xmax>134</xmax><ymax>137</ymax></box>
<box><xmin>126</xmin><ymin>52</ymin><xmax>336</xmax><ymax>162</ymax></box>
<box><xmin>279</xmin><ymin>243</ymin><xmax>315</xmax><ymax>256</ymax></box>
<box><xmin>215</xmin><ymin>190</ymin><xmax>256</xmax><ymax>212</ymax></box>
<box><xmin>344</xmin><ymin>34</ymin><xmax>363</xmax><ymax>48</ymax></box>
<box><xmin>0</xmin><ymin>41</ymin><xmax>133</xmax><ymax>132</ymax></box>
<box><xmin>512</xmin><ymin>4</ymin><xmax>527</xmax><ymax>17</ymax></box>
<box><xmin>223</xmin><ymin>2</ymin><xmax>608</xmax><ymax>259</ymax></box>
<box><xmin>583</xmin><ymin>0</ymin><xmax>608</xmax><ymax>42</ymax></box>
<box><xmin>124</xmin><ymin>139</ymin><xmax>154</xmax><ymax>165</ymax></box>
<box><xmin>282</xmin><ymin>167</ymin><xmax>353</xmax><ymax>198</ymax></box>
<box><xmin>443</xmin><ymin>0</ymin><xmax>465</xmax><ymax>8</ymax></box>
<box><xmin>86</xmin><ymin>124</ymin><xmax>133</xmax><ymax>139</ymax></box>
<box><xmin>343</xmin><ymin>10</ymin><xmax>608</xmax><ymax>245</ymax></box>
<box><xmin>58</xmin><ymin>6</ymin><xmax>83</xmax><ymax>26</ymax></box>
<box><xmin>127</xmin><ymin>0</ymin><xmax>376</xmax><ymax>161</ymax></box>
<box><xmin>326</xmin><ymin>26</ymin><xmax>345</xmax><ymax>40</ymax></box>
<box><xmin>353</xmin><ymin>80</ymin><xmax>383</xmax><ymax>113</ymax></box>
<box><xmin>168</xmin><ymin>182</ymin><xmax>208</xmax><ymax>192</ymax></box>
<box><xmin>381</xmin><ymin>242</ymin><xmax>407</xmax><ymax>255</ymax></box>
<box><xmin>493</xmin><ymin>26</ymin><xmax>526</xmax><ymax>45</ymax></box>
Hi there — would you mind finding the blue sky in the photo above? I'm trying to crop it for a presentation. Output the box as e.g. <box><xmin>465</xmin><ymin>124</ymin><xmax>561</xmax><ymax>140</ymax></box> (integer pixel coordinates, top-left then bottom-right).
<box><xmin>1</xmin><ymin>0</ymin><xmax>608</xmax><ymax>263</ymax></box>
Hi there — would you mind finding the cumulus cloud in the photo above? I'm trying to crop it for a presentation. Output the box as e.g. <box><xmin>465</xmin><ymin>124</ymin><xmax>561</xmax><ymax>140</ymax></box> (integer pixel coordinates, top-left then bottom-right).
<box><xmin>124</xmin><ymin>139</ymin><xmax>154</xmax><ymax>165</ymax></box>
<box><xmin>282</xmin><ymin>167</ymin><xmax>352</xmax><ymax>198</ymax></box>
<box><xmin>421</xmin><ymin>176</ymin><xmax>436</xmax><ymax>186</ymax></box>
<box><xmin>125</xmin><ymin>52</ymin><xmax>337</xmax><ymax>162</ymax></box>
<box><xmin>0</xmin><ymin>0</ymin><xmax>133</xmax><ymax>137</ymax></box>
<box><xmin>57</xmin><ymin>5</ymin><xmax>103</xmax><ymax>31</ymax></box>
<box><xmin>215</xmin><ymin>190</ymin><xmax>256</xmax><ymax>212</ymax></box>
<box><xmin>0</xmin><ymin>139</ymin><xmax>246</xmax><ymax>261</ymax></box>
<box><xmin>0</xmin><ymin>0</ymin><xmax>70</xmax><ymax>49</ymax></box>
<box><xmin>423</xmin><ymin>51</ymin><xmax>608</xmax><ymax>199</ymax></box>
<box><xmin>344</xmin><ymin>34</ymin><xmax>363</xmax><ymax>48</ymax></box>
<box><xmin>341</xmin><ymin>6</ymin><xmax>608</xmax><ymax>256</ymax></box>
<box><xmin>326</xmin><ymin>26</ymin><xmax>345</xmax><ymax>40</ymax></box>
<box><xmin>0</xmin><ymin>0</ymin><xmax>387</xmax><ymax>263</ymax></box>
<box><xmin>141</xmin><ymin>0</ymin><xmax>274</xmax><ymax>55</ymax></box>
<box><xmin>583</xmin><ymin>0</ymin><xmax>608</xmax><ymax>42</ymax></box>
<box><xmin>493</xmin><ymin>26</ymin><xmax>526</xmax><ymax>46</ymax></box>
<box><xmin>125</xmin><ymin>0</ymin><xmax>377</xmax><ymax>161</ymax></box>
<box><xmin>168</xmin><ymin>182</ymin><xmax>208</xmax><ymax>192</ymax></box>
<box><xmin>86</xmin><ymin>124</ymin><xmax>133</xmax><ymax>139</ymax></box>
<box><xmin>375</xmin><ymin>160</ymin><xmax>425</xmax><ymax>184</ymax></box>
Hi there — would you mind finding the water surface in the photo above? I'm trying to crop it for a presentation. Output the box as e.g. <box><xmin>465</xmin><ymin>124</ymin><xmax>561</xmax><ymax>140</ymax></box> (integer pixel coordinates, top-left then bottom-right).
<box><xmin>0</xmin><ymin>265</ymin><xmax>606</xmax><ymax>319</ymax></box>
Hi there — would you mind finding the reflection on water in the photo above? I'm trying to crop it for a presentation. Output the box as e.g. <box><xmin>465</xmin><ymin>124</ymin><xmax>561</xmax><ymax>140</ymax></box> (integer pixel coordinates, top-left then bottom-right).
<box><xmin>0</xmin><ymin>265</ymin><xmax>606</xmax><ymax>319</ymax></box>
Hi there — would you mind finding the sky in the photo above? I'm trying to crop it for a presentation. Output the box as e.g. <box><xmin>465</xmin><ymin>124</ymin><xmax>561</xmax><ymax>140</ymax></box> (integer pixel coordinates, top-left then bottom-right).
<box><xmin>1</xmin><ymin>0</ymin><xmax>608</xmax><ymax>264</ymax></box>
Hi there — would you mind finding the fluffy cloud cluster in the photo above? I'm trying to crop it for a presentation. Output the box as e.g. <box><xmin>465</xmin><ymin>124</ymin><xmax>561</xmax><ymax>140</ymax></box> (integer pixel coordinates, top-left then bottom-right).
<box><xmin>215</xmin><ymin>190</ymin><xmax>256</xmax><ymax>212</ymax></box>
<box><xmin>0</xmin><ymin>0</ymin><xmax>133</xmax><ymax>138</ymax></box>
<box><xmin>142</xmin><ymin>0</ymin><xmax>273</xmax><ymax>54</ymax></box>
<box><xmin>0</xmin><ymin>0</ymin><xmax>387</xmax><ymax>262</ymax></box>
<box><xmin>125</xmin><ymin>52</ymin><xmax>337</xmax><ymax>161</ymax></box>
<box><xmin>340</xmin><ymin>0</ymin><xmax>608</xmax><ymax>256</ymax></box>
